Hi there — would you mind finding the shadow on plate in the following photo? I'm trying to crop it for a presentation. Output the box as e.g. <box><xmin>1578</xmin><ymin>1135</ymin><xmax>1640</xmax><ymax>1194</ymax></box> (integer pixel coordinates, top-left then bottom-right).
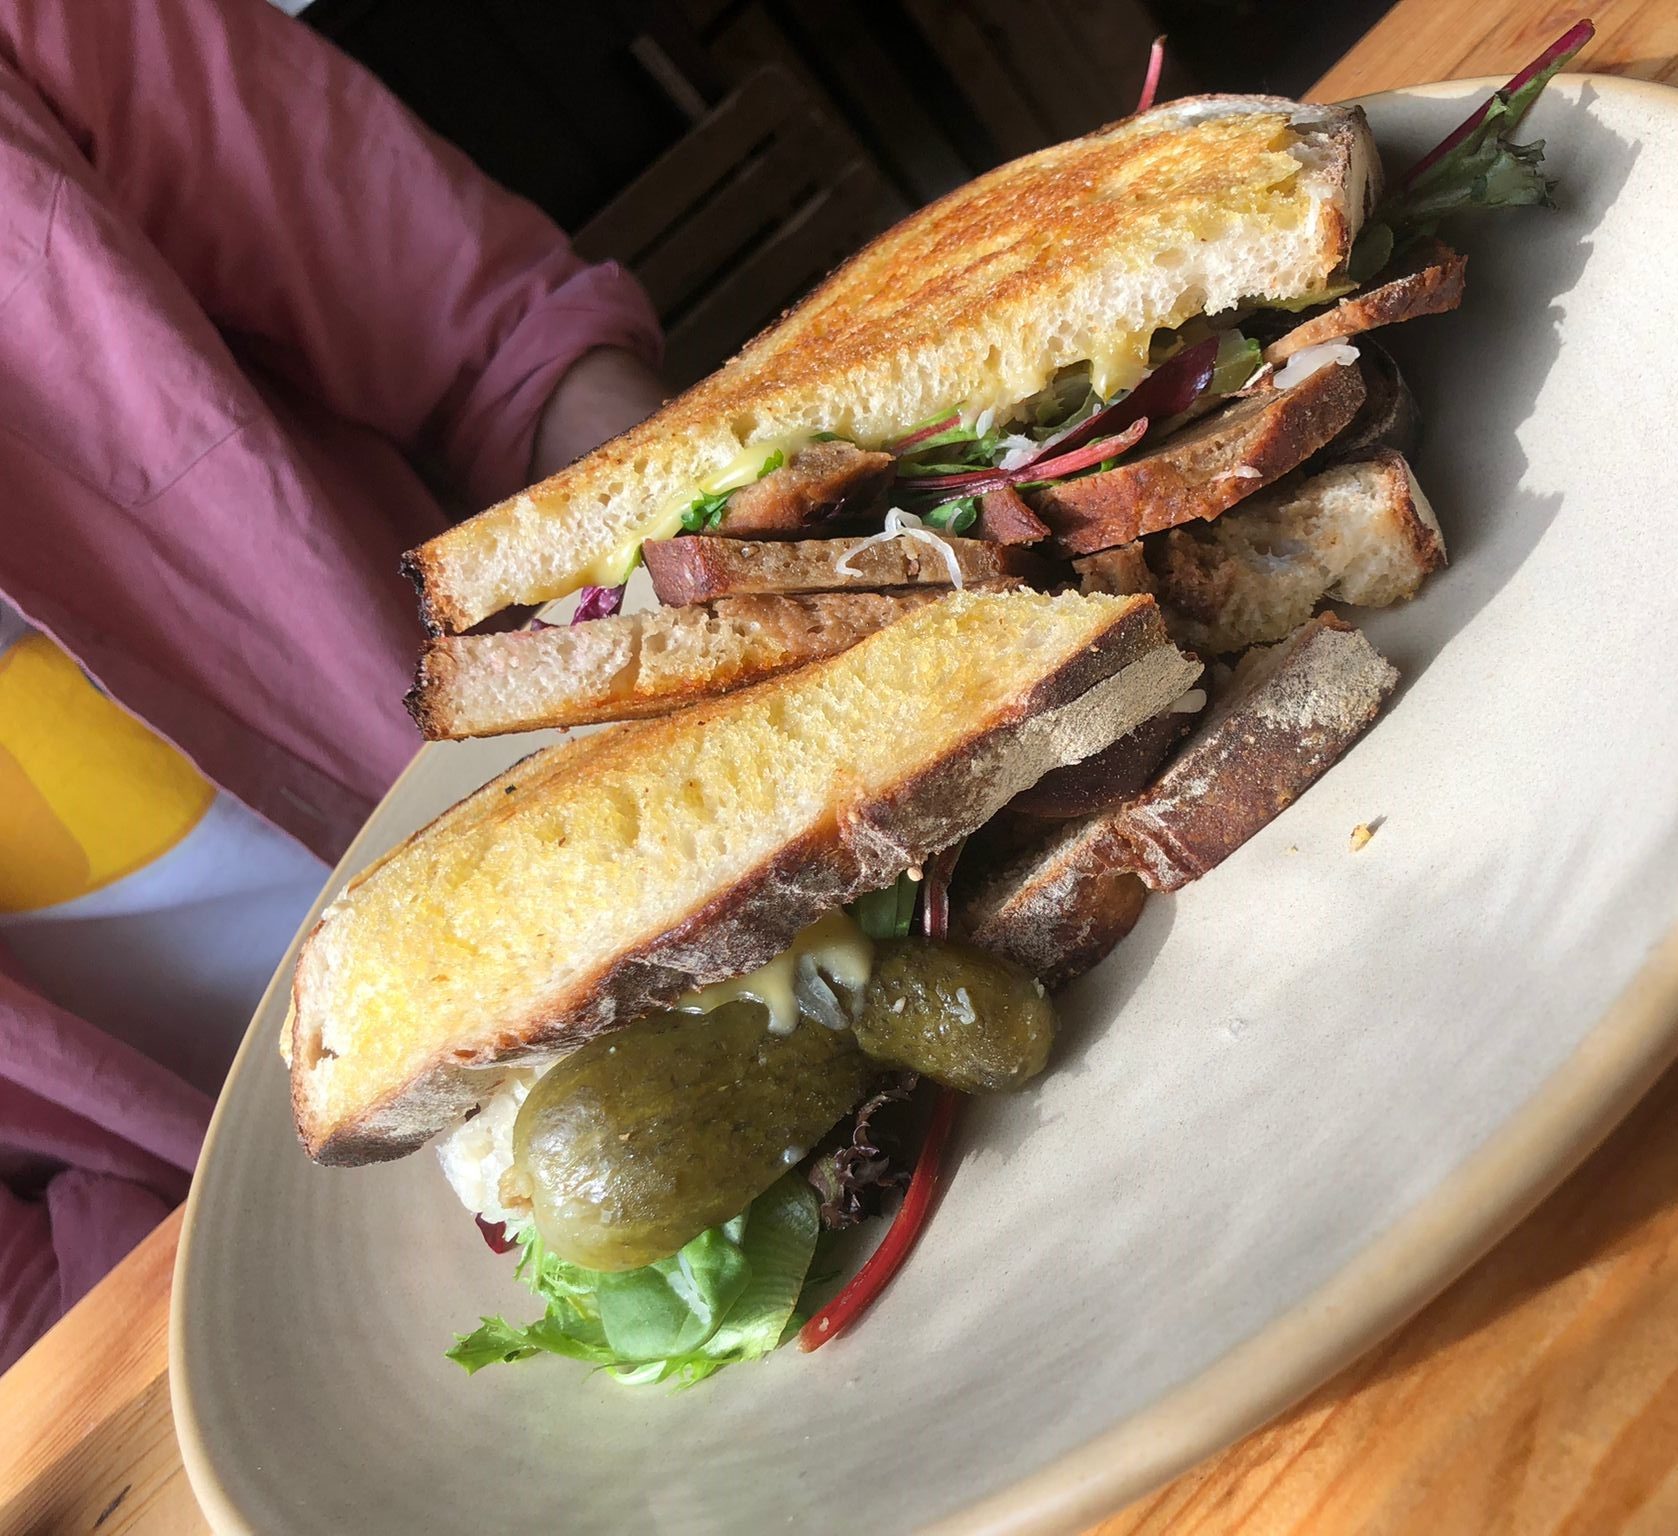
<box><xmin>948</xmin><ymin>77</ymin><xmax>1645</xmax><ymax>1317</ymax></box>
<box><xmin>1370</xmin><ymin>83</ymin><xmax>1637</xmax><ymax>692</ymax></box>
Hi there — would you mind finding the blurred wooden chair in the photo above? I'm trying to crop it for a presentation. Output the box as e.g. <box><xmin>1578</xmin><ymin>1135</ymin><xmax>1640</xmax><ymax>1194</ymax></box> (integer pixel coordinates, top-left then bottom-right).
<box><xmin>573</xmin><ymin>65</ymin><xmax>900</xmax><ymax>387</ymax></box>
<box><xmin>900</xmin><ymin>0</ymin><xmax>1174</xmax><ymax>160</ymax></box>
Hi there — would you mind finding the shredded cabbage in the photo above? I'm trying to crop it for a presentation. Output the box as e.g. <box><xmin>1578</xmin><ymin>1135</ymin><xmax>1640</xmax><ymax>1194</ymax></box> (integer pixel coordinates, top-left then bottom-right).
<box><xmin>833</xmin><ymin>508</ymin><xmax>964</xmax><ymax>587</ymax></box>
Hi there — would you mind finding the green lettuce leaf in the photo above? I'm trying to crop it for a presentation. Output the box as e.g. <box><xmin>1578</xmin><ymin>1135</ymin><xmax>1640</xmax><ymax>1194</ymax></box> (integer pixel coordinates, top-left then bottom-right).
<box><xmin>1380</xmin><ymin>123</ymin><xmax>1555</xmax><ymax>233</ymax></box>
<box><xmin>1376</xmin><ymin>36</ymin><xmax>1583</xmax><ymax>240</ymax></box>
<box><xmin>447</xmin><ymin>1174</ymin><xmax>820</xmax><ymax>1388</ymax></box>
<box><xmin>1208</xmin><ymin>331</ymin><xmax>1261</xmax><ymax>396</ymax></box>
<box><xmin>678</xmin><ymin>449</ymin><xmax>788</xmax><ymax>533</ymax></box>
<box><xmin>922</xmin><ymin>497</ymin><xmax>979</xmax><ymax>534</ymax></box>
<box><xmin>848</xmin><ymin>872</ymin><xmax>918</xmax><ymax>940</ymax></box>
<box><xmin>1255</xmin><ymin>279</ymin><xmax>1360</xmax><ymax>314</ymax></box>
<box><xmin>894</xmin><ymin>423</ymin><xmax>1004</xmax><ymax>479</ymax></box>
<box><xmin>680</xmin><ymin>488</ymin><xmax>732</xmax><ymax>533</ymax></box>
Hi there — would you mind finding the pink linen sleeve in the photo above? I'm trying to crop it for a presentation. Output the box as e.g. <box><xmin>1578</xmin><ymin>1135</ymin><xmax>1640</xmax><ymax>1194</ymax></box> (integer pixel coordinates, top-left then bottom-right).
<box><xmin>0</xmin><ymin>0</ymin><xmax>664</xmax><ymax>505</ymax></box>
<box><xmin>0</xmin><ymin>1183</ymin><xmax>55</xmax><ymax>1373</ymax></box>
<box><xmin>0</xmin><ymin>1173</ymin><xmax>173</xmax><ymax>1372</ymax></box>
<box><xmin>0</xmin><ymin>960</ymin><xmax>206</xmax><ymax>1367</ymax></box>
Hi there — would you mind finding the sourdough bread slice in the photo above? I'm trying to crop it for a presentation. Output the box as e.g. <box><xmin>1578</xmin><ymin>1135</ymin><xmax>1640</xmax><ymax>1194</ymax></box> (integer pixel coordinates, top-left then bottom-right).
<box><xmin>1032</xmin><ymin>355</ymin><xmax>1367</xmax><ymax>555</ymax></box>
<box><xmin>1102</xmin><ymin>611</ymin><xmax>1396</xmax><ymax>889</ymax></box>
<box><xmin>408</xmin><ymin>592</ymin><xmax>939</xmax><ymax>738</ymax></box>
<box><xmin>1141</xmin><ymin>447</ymin><xmax>1445</xmax><ymax>653</ymax></box>
<box><xmin>406</xmin><ymin>96</ymin><xmax>1380</xmax><ymax>631</ymax></box>
<box><xmin>958</xmin><ymin>613</ymin><xmax>1395</xmax><ymax>981</ymax></box>
<box><xmin>642</xmin><ymin>533</ymin><xmax>1049</xmax><ymax>605</ymax></box>
<box><xmin>291</xmin><ymin>589</ymin><xmax>1200</xmax><ymax>1164</ymax></box>
<box><xmin>1265</xmin><ymin>237</ymin><xmax>1466</xmax><ymax>362</ymax></box>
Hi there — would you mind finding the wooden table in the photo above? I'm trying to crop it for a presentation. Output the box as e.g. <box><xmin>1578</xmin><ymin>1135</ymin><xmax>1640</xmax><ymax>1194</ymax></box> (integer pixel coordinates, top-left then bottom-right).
<box><xmin>4</xmin><ymin>9</ymin><xmax>1677</xmax><ymax>1534</ymax></box>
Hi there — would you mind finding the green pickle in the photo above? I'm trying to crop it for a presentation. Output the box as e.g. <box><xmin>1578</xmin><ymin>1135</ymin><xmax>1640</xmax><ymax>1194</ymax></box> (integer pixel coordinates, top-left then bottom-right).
<box><xmin>853</xmin><ymin>939</ymin><xmax>1055</xmax><ymax>1093</ymax></box>
<box><xmin>513</xmin><ymin>1001</ymin><xmax>872</xmax><ymax>1271</ymax></box>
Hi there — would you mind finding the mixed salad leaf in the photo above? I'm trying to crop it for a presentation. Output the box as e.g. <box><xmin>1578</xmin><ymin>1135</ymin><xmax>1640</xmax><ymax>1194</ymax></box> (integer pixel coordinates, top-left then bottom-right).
<box><xmin>848</xmin><ymin>872</ymin><xmax>920</xmax><ymax>940</ymax></box>
<box><xmin>679</xmin><ymin>448</ymin><xmax>787</xmax><ymax>532</ymax></box>
<box><xmin>1354</xmin><ymin>20</ymin><xmax>1592</xmax><ymax>276</ymax></box>
<box><xmin>885</xmin><ymin>330</ymin><xmax>1259</xmax><ymax>526</ymax></box>
<box><xmin>807</xmin><ymin>1072</ymin><xmax>917</xmax><ymax>1230</ymax></box>
<box><xmin>449</xmin><ymin>1174</ymin><xmax>820</xmax><ymax>1387</ymax></box>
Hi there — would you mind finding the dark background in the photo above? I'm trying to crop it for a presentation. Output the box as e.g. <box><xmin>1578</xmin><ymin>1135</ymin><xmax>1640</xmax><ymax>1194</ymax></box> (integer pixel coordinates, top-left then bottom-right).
<box><xmin>300</xmin><ymin>0</ymin><xmax>1394</xmax><ymax>384</ymax></box>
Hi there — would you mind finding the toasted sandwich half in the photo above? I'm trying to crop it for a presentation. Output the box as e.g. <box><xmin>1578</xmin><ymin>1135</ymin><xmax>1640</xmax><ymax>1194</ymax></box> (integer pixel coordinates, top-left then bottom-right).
<box><xmin>404</xmin><ymin>96</ymin><xmax>1382</xmax><ymax>633</ymax></box>
<box><xmin>292</xmin><ymin>589</ymin><xmax>1199</xmax><ymax>1164</ymax></box>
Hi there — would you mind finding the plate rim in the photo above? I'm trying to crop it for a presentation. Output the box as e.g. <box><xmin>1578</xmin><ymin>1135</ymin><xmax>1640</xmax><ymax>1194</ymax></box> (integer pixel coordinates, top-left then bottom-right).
<box><xmin>169</xmin><ymin>72</ymin><xmax>1678</xmax><ymax>1536</ymax></box>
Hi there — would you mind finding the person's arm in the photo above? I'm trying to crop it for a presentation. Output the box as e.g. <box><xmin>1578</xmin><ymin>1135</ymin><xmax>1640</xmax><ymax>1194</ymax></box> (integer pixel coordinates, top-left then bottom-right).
<box><xmin>0</xmin><ymin>0</ymin><xmax>664</xmax><ymax>507</ymax></box>
<box><xmin>0</xmin><ymin>959</ymin><xmax>206</xmax><ymax>1369</ymax></box>
<box><xmin>0</xmin><ymin>1171</ymin><xmax>174</xmax><ymax>1372</ymax></box>
<box><xmin>529</xmin><ymin>344</ymin><xmax>668</xmax><ymax>480</ymax></box>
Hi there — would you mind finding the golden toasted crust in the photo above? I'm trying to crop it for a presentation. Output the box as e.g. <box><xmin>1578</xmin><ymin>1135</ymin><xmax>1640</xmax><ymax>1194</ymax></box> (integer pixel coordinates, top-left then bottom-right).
<box><xmin>642</xmin><ymin>534</ymin><xmax>1051</xmax><ymax>606</ymax></box>
<box><xmin>406</xmin><ymin>593</ymin><xmax>940</xmax><ymax>738</ymax></box>
<box><xmin>1033</xmin><ymin>359</ymin><xmax>1367</xmax><ymax>555</ymax></box>
<box><xmin>1266</xmin><ymin>238</ymin><xmax>1467</xmax><ymax>362</ymax></box>
<box><xmin>405</xmin><ymin>97</ymin><xmax>1379</xmax><ymax>632</ymax></box>
<box><xmin>291</xmin><ymin>591</ymin><xmax>1201</xmax><ymax>1164</ymax></box>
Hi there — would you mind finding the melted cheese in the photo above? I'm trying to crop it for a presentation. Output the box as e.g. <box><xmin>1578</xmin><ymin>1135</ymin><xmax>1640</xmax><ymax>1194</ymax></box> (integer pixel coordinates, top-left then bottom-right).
<box><xmin>577</xmin><ymin>501</ymin><xmax>685</xmax><ymax>586</ymax></box>
<box><xmin>697</xmin><ymin>433</ymin><xmax>815</xmax><ymax>497</ymax></box>
<box><xmin>675</xmin><ymin>909</ymin><xmax>874</xmax><ymax>1035</ymax></box>
<box><xmin>617</xmin><ymin>433</ymin><xmax>819</xmax><ymax>583</ymax></box>
<box><xmin>1086</xmin><ymin>339</ymin><xmax>1153</xmax><ymax>402</ymax></box>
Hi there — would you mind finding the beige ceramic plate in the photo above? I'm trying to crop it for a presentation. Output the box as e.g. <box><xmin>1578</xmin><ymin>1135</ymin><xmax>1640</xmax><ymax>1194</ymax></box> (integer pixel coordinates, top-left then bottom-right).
<box><xmin>173</xmin><ymin>76</ymin><xmax>1678</xmax><ymax>1535</ymax></box>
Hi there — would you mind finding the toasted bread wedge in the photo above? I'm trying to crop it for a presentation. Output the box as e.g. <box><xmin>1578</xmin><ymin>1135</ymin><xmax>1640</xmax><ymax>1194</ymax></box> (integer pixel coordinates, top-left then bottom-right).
<box><xmin>1032</xmin><ymin>358</ymin><xmax>1366</xmax><ymax>555</ymax></box>
<box><xmin>965</xmin><ymin>861</ymin><xmax>1150</xmax><ymax>991</ymax></box>
<box><xmin>955</xmin><ymin>704</ymin><xmax>1197</xmax><ymax>899</ymax></box>
<box><xmin>404</xmin><ymin>97</ymin><xmax>1380</xmax><ymax>631</ymax></box>
<box><xmin>1265</xmin><ymin>238</ymin><xmax>1466</xmax><ymax>362</ymax></box>
<box><xmin>642</xmin><ymin>533</ymin><xmax>1050</xmax><ymax>606</ymax></box>
<box><xmin>1104</xmin><ymin>612</ymin><xmax>1395</xmax><ymax>889</ymax></box>
<box><xmin>1143</xmin><ymin>448</ymin><xmax>1445</xmax><ymax>654</ymax></box>
<box><xmin>958</xmin><ymin>614</ymin><xmax>1394</xmax><ymax>981</ymax></box>
<box><xmin>291</xmin><ymin>589</ymin><xmax>1200</xmax><ymax>1163</ymax></box>
<box><xmin>713</xmin><ymin>441</ymin><xmax>895</xmax><ymax>538</ymax></box>
<box><xmin>407</xmin><ymin>592</ymin><xmax>941</xmax><ymax>739</ymax></box>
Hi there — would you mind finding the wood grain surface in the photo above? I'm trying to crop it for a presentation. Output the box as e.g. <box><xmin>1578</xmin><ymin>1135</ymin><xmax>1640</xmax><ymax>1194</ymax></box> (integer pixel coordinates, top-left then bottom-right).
<box><xmin>0</xmin><ymin>1207</ymin><xmax>200</xmax><ymax>1536</ymax></box>
<box><xmin>1096</xmin><ymin>1063</ymin><xmax>1678</xmax><ymax>1535</ymax></box>
<box><xmin>3</xmin><ymin>7</ymin><xmax>1676</xmax><ymax>1536</ymax></box>
<box><xmin>1312</xmin><ymin>0</ymin><xmax>1678</xmax><ymax>99</ymax></box>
